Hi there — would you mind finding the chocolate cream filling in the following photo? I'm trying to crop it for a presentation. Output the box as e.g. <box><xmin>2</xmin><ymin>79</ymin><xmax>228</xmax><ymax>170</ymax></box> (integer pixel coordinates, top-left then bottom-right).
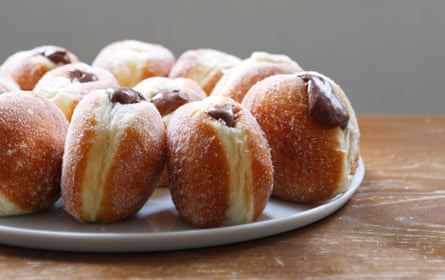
<box><xmin>208</xmin><ymin>104</ymin><xmax>240</xmax><ymax>127</ymax></box>
<box><xmin>151</xmin><ymin>89</ymin><xmax>189</xmax><ymax>116</ymax></box>
<box><xmin>40</xmin><ymin>49</ymin><xmax>71</xmax><ymax>65</ymax></box>
<box><xmin>298</xmin><ymin>73</ymin><xmax>349</xmax><ymax>129</ymax></box>
<box><xmin>109</xmin><ymin>88</ymin><xmax>145</xmax><ymax>104</ymax></box>
<box><xmin>69</xmin><ymin>69</ymin><xmax>98</xmax><ymax>83</ymax></box>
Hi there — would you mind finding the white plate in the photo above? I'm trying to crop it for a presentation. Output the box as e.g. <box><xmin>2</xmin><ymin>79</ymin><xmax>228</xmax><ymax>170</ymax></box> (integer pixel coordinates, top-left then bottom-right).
<box><xmin>0</xmin><ymin>159</ymin><xmax>364</xmax><ymax>253</ymax></box>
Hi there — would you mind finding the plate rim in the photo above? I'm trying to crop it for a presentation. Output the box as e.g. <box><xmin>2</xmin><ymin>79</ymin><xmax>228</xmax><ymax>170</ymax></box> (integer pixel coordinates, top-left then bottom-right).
<box><xmin>0</xmin><ymin>158</ymin><xmax>365</xmax><ymax>252</ymax></box>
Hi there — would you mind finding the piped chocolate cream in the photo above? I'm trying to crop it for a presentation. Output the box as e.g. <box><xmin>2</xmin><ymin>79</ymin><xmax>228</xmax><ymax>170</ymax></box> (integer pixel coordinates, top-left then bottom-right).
<box><xmin>69</xmin><ymin>69</ymin><xmax>98</xmax><ymax>83</ymax></box>
<box><xmin>109</xmin><ymin>88</ymin><xmax>145</xmax><ymax>104</ymax></box>
<box><xmin>208</xmin><ymin>104</ymin><xmax>239</xmax><ymax>127</ymax></box>
<box><xmin>40</xmin><ymin>49</ymin><xmax>71</xmax><ymax>65</ymax></box>
<box><xmin>151</xmin><ymin>89</ymin><xmax>189</xmax><ymax>116</ymax></box>
<box><xmin>298</xmin><ymin>73</ymin><xmax>349</xmax><ymax>129</ymax></box>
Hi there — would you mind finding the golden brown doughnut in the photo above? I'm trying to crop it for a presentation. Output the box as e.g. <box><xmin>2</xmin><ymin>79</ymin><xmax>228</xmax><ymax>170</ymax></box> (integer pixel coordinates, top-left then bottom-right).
<box><xmin>0</xmin><ymin>91</ymin><xmax>68</xmax><ymax>216</ymax></box>
<box><xmin>0</xmin><ymin>73</ymin><xmax>20</xmax><ymax>94</ymax></box>
<box><xmin>210</xmin><ymin>51</ymin><xmax>303</xmax><ymax>102</ymax></box>
<box><xmin>167</xmin><ymin>96</ymin><xmax>273</xmax><ymax>228</ymax></box>
<box><xmin>169</xmin><ymin>48</ymin><xmax>241</xmax><ymax>95</ymax></box>
<box><xmin>0</xmin><ymin>45</ymin><xmax>79</xmax><ymax>90</ymax></box>
<box><xmin>62</xmin><ymin>88</ymin><xmax>166</xmax><ymax>223</ymax></box>
<box><xmin>242</xmin><ymin>71</ymin><xmax>360</xmax><ymax>204</ymax></box>
<box><xmin>92</xmin><ymin>40</ymin><xmax>175</xmax><ymax>87</ymax></box>
<box><xmin>34</xmin><ymin>62</ymin><xmax>119</xmax><ymax>121</ymax></box>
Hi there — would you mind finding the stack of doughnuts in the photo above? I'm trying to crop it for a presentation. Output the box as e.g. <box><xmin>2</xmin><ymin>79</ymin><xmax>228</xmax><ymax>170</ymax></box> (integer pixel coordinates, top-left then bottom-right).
<box><xmin>0</xmin><ymin>40</ymin><xmax>360</xmax><ymax>228</ymax></box>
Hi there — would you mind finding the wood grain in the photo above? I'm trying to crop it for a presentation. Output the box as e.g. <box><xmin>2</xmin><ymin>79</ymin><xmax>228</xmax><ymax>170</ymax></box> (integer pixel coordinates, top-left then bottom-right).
<box><xmin>0</xmin><ymin>115</ymin><xmax>444</xmax><ymax>279</ymax></box>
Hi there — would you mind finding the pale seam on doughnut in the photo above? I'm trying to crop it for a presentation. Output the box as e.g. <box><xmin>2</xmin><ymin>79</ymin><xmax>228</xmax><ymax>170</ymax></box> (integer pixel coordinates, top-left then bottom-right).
<box><xmin>348</xmin><ymin>118</ymin><xmax>360</xmax><ymax>172</ymax></box>
<box><xmin>0</xmin><ymin>73</ymin><xmax>19</xmax><ymax>92</ymax></box>
<box><xmin>39</xmin><ymin>76</ymin><xmax>77</xmax><ymax>116</ymax></box>
<box><xmin>38</xmin><ymin>76</ymin><xmax>72</xmax><ymax>99</ymax></box>
<box><xmin>331</xmin><ymin>82</ymin><xmax>360</xmax><ymax>196</ymax></box>
<box><xmin>110</xmin><ymin>41</ymin><xmax>154</xmax><ymax>86</ymax></box>
<box><xmin>210</xmin><ymin>67</ymin><xmax>239</xmax><ymax>97</ymax></box>
<box><xmin>80</xmin><ymin>95</ymin><xmax>138</xmax><ymax>220</ymax></box>
<box><xmin>199</xmin><ymin>67</ymin><xmax>227</xmax><ymax>90</ymax></box>
<box><xmin>133</xmin><ymin>77</ymin><xmax>171</xmax><ymax>101</ymax></box>
<box><xmin>210</xmin><ymin>121</ymin><xmax>254</xmax><ymax>225</ymax></box>
<box><xmin>249</xmin><ymin>51</ymin><xmax>302</xmax><ymax>69</ymax></box>
<box><xmin>184</xmin><ymin>58</ymin><xmax>214</xmax><ymax>87</ymax></box>
<box><xmin>334</xmin><ymin>129</ymin><xmax>350</xmax><ymax>196</ymax></box>
<box><xmin>0</xmin><ymin>192</ymin><xmax>28</xmax><ymax>216</ymax></box>
<box><xmin>80</xmin><ymin>97</ymin><xmax>114</xmax><ymax>220</ymax></box>
<box><xmin>188</xmin><ymin>54</ymin><xmax>237</xmax><ymax>89</ymax></box>
<box><xmin>336</xmin><ymin>80</ymin><xmax>360</xmax><ymax>191</ymax></box>
<box><xmin>29</xmin><ymin>52</ymin><xmax>57</xmax><ymax>69</ymax></box>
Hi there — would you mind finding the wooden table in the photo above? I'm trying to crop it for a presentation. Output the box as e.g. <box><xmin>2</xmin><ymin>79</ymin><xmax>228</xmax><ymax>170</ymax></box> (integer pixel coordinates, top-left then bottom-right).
<box><xmin>0</xmin><ymin>115</ymin><xmax>443</xmax><ymax>279</ymax></box>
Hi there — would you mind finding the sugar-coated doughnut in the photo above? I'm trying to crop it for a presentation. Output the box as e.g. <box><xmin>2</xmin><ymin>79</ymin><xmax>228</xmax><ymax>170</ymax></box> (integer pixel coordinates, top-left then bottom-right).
<box><xmin>211</xmin><ymin>51</ymin><xmax>303</xmax><ymax>102</ymax></box>
<box><xmin>0</xmin><ymin>73</ymin><xmax>20</xmax><ymax>94</ymax></box>
<box><xmin>0</xmin><ymin>45</ymin><xmax>79</xmax><ymax>90</ymax></box>
<box><xmin>242</xmin><ymin>71</ymin><xmax>360</xmax><ymax>203</ymax></box>
<box><xmin>34</xmin><ymin>62</ymin><xmax>119</xmax><ymax>121</ymax></box>
<box><xmin>169</xmin><ymin>48</ymin><xmax>241</xmax><ymax>95</ymax></box>
<box><xmin>0</xmin><ymin>91</ymin><xmax>68</xmax><ymax>216</ymax></box>
<box><xmin>62</xmin><ymin>88</ymin><xmax>166</xmax><ymax>223</ymax></box>
<box><xmin>167</xmin><ymin>96</ymin><xmax>273</xmax><ymax>227</ymax></box>
<box><xmin>92</xmin><ymin>40</ymin><xmax>175</xmax><ymax>87</ymax></box>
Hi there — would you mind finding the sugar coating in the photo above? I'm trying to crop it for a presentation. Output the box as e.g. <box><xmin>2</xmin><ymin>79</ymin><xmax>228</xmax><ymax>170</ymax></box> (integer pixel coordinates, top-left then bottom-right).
<box><xmin>0</xmin><ymin>91</ymin><xmax>68</xmax><ymax>215</ymax></box>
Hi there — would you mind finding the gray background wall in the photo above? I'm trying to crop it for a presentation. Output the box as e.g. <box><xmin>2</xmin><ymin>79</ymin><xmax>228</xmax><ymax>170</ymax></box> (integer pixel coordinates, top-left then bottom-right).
<box><xmin>0</xmin><ymin>0</ymin><xmax>443</xmax><ymax>114</ymax></box>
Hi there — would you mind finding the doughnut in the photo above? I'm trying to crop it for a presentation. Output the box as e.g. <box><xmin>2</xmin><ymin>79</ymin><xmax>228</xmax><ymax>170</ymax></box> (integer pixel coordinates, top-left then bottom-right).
<box><xmin>62</xmin><ymin>88</ymin><xmax>166</xmax><ymax>223</ymax></box>
<box><xmin>0</xmin><ymin>45</ymin><xmax>79</xmax><ymax>90</ymax></box>
<box><xmin>92</xmin><ymin>40</ymin><xmax>175</xmax><ymax>87</ymax></box>
<box><xmin>210</xmin><ymin>51</ymin><xmax>303</xmax><ymax>102</ymax></box>
<box><xmin>34</xmin><ymin>62</ymin><xmax>119</xmax><ymax>121</ymax></box>
<box><xmin>0</xmin><ymin>73</ymin><xmax>20</xmax><ymax>94</ymax></box>
<box><xmin>167</xmin><ymin>96</ymin><xmax>273</xmax><ymax>227</ymax></box>
<box><xmin>0</xmin><ymin>91</ymin><xmax>68</xmax><ymax>216</ymax></box>
<box><xmin>134</xmin><ymin>77</ymin><xmax>207</xmax><ymax>187</ymax></box>
<box><xmin>242</xmin><ymin>71</ymin><xmax>360</xmax><ymax>203</ymax></box>
<box><xmin>169</xmin><ymin>48</ymin><xmax>241</xmax><ymax>95</ymax></box>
